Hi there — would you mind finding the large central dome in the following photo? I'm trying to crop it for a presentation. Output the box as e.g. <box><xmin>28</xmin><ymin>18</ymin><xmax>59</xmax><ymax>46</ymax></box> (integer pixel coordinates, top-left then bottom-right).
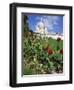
<box><xmin>35</xmin><ymin>21</ymin><xmax>48</xmax><ymax>34</ymax></box>
<box><xmin>37</xmin><ymin>21</ymin><xmax>45</xmax><ymax>29</ymax></box>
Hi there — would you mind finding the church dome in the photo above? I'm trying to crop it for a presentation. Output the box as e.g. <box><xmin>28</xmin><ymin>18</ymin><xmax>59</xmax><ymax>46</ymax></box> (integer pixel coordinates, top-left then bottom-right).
<box><xmin>37</xmin><ymin>21</ymin><xmax>45</xmax><ymax>29</ymax></box>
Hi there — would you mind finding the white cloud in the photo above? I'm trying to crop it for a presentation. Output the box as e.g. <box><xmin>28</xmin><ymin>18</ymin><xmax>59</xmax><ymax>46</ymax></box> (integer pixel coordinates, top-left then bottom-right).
<box><xmin>43</xmin><ymin>16</ymin><xmax>59</xmax><ymax>29</ymax></box>
<box><xmin>35</xmin><ymin>15</ymin><xmax>59</xmax><ymax>34</ymax></box>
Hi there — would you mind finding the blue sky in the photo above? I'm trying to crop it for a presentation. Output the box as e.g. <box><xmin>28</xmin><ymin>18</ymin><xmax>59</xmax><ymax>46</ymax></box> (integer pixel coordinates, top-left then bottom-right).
<box><xmin>26</xmin><ymin>14</ymin><xmax>63</xmax><ymax>34</ymax></box>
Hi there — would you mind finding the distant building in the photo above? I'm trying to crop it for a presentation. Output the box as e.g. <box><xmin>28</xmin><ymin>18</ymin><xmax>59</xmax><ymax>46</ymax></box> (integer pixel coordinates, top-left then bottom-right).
<box><xmin>34</xmin><ymin>21</ymin><xmax>63</xmax><ymax>40</ymax></box>
<box><xmin>35</xmin><ymin>21</ymin><xmax>48</xmax><ymax>35</ymax></box>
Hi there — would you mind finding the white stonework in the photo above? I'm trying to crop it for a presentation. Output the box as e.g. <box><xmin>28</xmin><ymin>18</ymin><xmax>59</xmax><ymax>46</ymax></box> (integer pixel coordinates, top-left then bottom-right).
<box><xmin>35</xmin><ymin>21</ymin><xmax>63</xmax><ymax>40</ymax></box>
<box><xmin>35</xmin><ymin>21</ymin><xmax>48</xmax><ymax>34</ymax></box>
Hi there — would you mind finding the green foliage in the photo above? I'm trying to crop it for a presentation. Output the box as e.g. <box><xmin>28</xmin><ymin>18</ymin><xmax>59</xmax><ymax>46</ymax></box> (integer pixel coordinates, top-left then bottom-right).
<box><xmin>23</xmin><ymin>35</ymin><xmax>63</xmax><ymax>75</ymax></box>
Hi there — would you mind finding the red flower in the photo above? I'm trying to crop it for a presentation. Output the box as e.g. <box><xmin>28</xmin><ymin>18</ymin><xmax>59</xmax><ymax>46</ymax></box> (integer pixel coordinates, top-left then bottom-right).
<box><xmin>57</xmin><ymin>37</ymin><xmax>61</xmax><ymax>42</ymax></box>
<box><xmin>47</xmin><ymin>48</ymin><xmax>53</xmax><ymax>55</ymax></box>
<box><xmin>60</xmin><ymin>49</ymin><xmax>63</xmax><ymax>55</ymax></box>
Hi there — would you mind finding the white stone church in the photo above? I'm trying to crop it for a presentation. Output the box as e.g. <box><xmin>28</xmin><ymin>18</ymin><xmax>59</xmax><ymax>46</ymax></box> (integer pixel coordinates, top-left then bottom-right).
<box><xmin>35</xmin><ymin>21</ymin><xmax>63</xmax><ymax>40</ymax></box>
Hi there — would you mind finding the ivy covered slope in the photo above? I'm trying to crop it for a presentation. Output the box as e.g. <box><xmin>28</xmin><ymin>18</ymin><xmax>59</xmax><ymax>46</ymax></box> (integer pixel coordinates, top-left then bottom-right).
<box><xmin>23</xmin><ymin>15</ymin><xmax>63</xmax><ymax>75</ymax></box>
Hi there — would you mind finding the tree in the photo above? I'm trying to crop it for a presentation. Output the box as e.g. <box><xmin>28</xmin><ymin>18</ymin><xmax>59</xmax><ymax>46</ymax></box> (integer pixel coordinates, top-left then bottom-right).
<box><xmin>23</xmin><ymin>15</ymin><xmax>30</xmax><ymax>38</ymax></box>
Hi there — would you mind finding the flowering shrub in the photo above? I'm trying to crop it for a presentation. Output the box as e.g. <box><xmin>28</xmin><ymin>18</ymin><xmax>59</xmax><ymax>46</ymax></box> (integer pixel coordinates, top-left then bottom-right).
<box><xmin>47</xmin><ymin>48</ymin><xmax>53</xmax><ymax>55</ymax></box>
<box><xmin>60</xmin><ymin>49</ymin><xmax>63</xmax><ymax>55</ymax></box>
<box><xmin>57</xmin><ymin>37</ymin><xmax>61</xmax><ymax>42</ymax></box>
<box><xmin>23</xmin><ymin>32</ymin><xmax>63</xmax><ymax>75</ymax></box>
